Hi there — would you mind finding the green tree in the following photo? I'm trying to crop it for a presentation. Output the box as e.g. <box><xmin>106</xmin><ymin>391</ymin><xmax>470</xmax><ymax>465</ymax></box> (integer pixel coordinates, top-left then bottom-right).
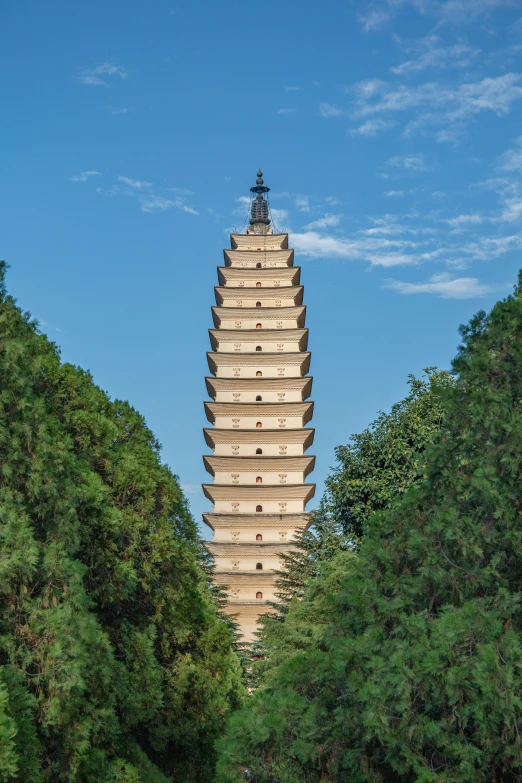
<box><xmin>218</xmin><ymin>277</ymin><xmax>522</xmax><ymax>783</ymax></box>
<box><xmin>255</xmin><ymin>369</ymin><xmax>452</xmax><ymax>674</ymax></box>
<box><xmin>0</xmin><ymin>261</ymin><xmax>244</xmax><ymax>783</ymax></box>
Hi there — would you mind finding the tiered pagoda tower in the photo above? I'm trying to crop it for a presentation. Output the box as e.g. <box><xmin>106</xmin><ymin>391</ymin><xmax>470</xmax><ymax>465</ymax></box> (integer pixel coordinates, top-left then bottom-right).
<box><xmin>203</xmin><ymin>171</ymin><xmax>315</xmax><ymax>642</ymax></box>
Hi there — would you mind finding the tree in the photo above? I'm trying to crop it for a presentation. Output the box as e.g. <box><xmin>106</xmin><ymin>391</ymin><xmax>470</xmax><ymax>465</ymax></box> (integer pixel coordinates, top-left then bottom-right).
<box><xmin>217</xmin><ymin>276</ymin><xmax>522</xmax><ymax>783</ymax></box>
<box><xmin>0</xmin><ymin>262</ymin><xmax>244</xmax><ymax>783</ymax></box>
<box><xmin>255</xmin><ymin>369</ymin><xmax>452</xmax><ymax>668</ymax></box>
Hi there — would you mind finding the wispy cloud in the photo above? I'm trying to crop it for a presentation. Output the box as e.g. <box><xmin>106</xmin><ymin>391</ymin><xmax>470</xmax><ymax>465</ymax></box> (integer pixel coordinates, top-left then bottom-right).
<box><xmin>350</xmin><ymin>73</ymin><xmax>522</xmax><ymax>143</ymax></box>
<box><xmin>296</xmin><ymin>196</ymin><xmax>310</xmax><ymax>212</ymax></box>
<box><xmin>284</xmin><ymin>85</ymin><xmax>300</xmax><ymax>92</ymax></box>
<box><xmin>180</xmin><ymin>483</ymin><xmax>201</xmax><ymax>495</ymax></box>
<box><xmin>497</xmin><ymin>135</ymin><xmax>522</xmax><ymax>173</ymax></box>
<box><xmin>391</xmin><ymin>36</ymin><xmax>480</xmax><ymax>75</ymax></box>
<box><xmin>358</xmin><ymin>7</ymin><xmax>391</xmax><ymax>31</ymax></box>
<box><xmin>118</xmin><ymin>175</ymin><xmax>152</xmax><ymax>189</ymax></box>
<box><xmin>71</xmin><ymin>170</ymin><xmax>102</xmax><ymax>182</ymax></box>
<box><xmin>384</xmin><ymin>272</ymin><xmax>506</xmax><ymax>299</ymax></box>
<box><xmin>276</xmin><ymin>108</ymin><xmax>297</xmax><ymax>115</ymax></box>
<box><xmin>140</xmin><ymin>196</ymin><xmax>198</xmax><ymax>214</ymax></box>
<box><xmin>78</xmin><ymin>62</ymin><xmax>128</xmax><ymax>86</ymax></box>
<box><xmin>386</xmin><ymin>153</ymin><xmax>429</xmax><ymax>171</ymax></box>
<box><xmin>108</xmin><ymin>106</ymin><xmax>131</xmax><ymax>115</ymax></box>
<box><xmin>357</xmin><ymin>0</ymin><xmax>516</xmax><ymax>30</ymax></box>
<box><xmin>350</xmin><ymin>118</ymin><xmax>397</xmax><ymax>136</ymax></box>
<box><xmin>304</xmin><ymin>214</ymin><xmax>343</xmax><ymax>230</ymax></box>
<box><xmin>270</xmin><ymin>208</ymin><xmax>290</xmax><ymax>231</ymax></box>
<box><xmin>318</xmin><ymin>102</ymin><xmax>346</xmax><ymax>117</ymax></box>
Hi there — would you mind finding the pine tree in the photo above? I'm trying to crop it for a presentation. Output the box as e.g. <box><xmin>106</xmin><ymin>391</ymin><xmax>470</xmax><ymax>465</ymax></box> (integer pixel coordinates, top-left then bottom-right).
<box><xmin>0</xmin><ymin>262</ymin><xmax>244</xmax><ymax>783</ymax></box>
<box><xmin>217</xmin><ymin>276</ymin><xmax>522</xmax><ymax>783</ymax></box>
<box><xmin>253</xmin><ymin>369</ymin><xmax>451</xmax><ymax>671</ymax></box>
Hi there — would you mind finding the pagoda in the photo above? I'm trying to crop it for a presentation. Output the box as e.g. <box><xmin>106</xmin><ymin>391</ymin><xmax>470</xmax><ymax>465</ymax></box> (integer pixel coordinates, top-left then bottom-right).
<box><xmin>203</xmin><ymin>171</ymin><xmax>316</xmax><ymax>642</ymax></box>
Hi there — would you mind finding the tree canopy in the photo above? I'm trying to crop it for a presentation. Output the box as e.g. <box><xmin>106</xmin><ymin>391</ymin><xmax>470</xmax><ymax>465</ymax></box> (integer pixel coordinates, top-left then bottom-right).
<box><xmin>254</xmin><ymin>369</ymin><xmax>452</xmax><ymax>673</ymax></box>
<box><xmin>217</xmin><ymin>278</ymin><xmax>522</xmax><ymax>783</ymax></box>
<box><xmin>0</xmin><ymin>262</ymin><xmax>244</xmax><ymax>783</ymax></box>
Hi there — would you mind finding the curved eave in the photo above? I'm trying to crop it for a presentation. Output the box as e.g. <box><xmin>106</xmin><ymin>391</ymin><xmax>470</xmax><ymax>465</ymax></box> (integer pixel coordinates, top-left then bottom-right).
<box><xmin>208</xmin><ymin>328</ymin><xmax>309</xmax><ymax>352</ymax></box>
<box><xmin>230</xmin><ymin>233</ymin><xmax>288</xmax><ymax>250</ymax></box>
<box><xmin>203</xmin><ymin>454</ymin><xmax>316</xmax><ymax>477</ymax></box>
<box><xmin>223</xmin><ymin>249</ymin><xmax>294</xmax><ymax>267</ymax></box>
<box><xmin>214</xmin><ymin>286</ymin><xmax>304</xmax><ymax>306</ymax></box>
<box><xmin>202</xmin><ymin>483</ymin><xmax>316</xmax><ymax>504</ymax></box>
<box><xmin>206</xmin><ymin>542</ymin><xmax>297</xmax><ymax>556</ymax></box>
<box><xmin>204</xmin><ymin>400</ymin><xmax>314</xmax><ymax>424</ymax></box>
<box><xmin>202</xmin><ymin>511</ymin><xmax>313</xmax><ymax>531</ymax></box>
<box><xmin>204</xmin><ymin>375</ymin><xmax>313</xmax><ymax>400</ymax></box>
<box><xmin>217</xmin><ymin>266</ymin><xmax>300</xmax><ymax>286</ymax></box>
<box><xmin>206</xmin><ymin>351</ymin><xmax>311</xmax><ymax>376</ymax></box>
<box><xmin>211</xmin><ymin>305</ymin><xmax>306</xmax><ymax>329</ymax></box>
<box><xmin>202</xmin><ymin>427</ymin><xmax>315</xmax><ymax>450</ymax></box>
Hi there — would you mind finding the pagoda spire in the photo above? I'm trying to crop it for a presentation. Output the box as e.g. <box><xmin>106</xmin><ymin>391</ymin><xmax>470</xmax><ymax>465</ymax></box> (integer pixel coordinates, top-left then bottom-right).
<box><xmin>250</xmin><ymin>169</ymin><xmax>270</xmax><ymax>226</ymax></box>
<box><xmin>202</xmin><ymin>172</ymin><xmax>316</xmax><ymax>643</ymax></box>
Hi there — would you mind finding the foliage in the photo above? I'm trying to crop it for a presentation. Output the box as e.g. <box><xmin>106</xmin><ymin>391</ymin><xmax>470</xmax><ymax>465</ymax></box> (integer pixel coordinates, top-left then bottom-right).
<box><xmin>254</xmin><ymin>369</ymin><xmax>452</xmax><ymax>673</ymax></box>
<box><xmin>0</xmin><ymin>262</ymin><xmax>244</xmax><ymax>783</ymax></box>
<box><xmin>217</xmin><ymin>276</ymin><xmax>522</xmax><ymax>783</ymax></box>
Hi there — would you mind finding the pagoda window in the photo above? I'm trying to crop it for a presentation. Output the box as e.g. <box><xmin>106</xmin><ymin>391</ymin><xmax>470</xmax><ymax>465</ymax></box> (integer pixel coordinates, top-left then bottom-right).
<box><xmin>256</xmin><ymin>592</ymin><xmax>263</xmax><ymax>599</ymax></box>
<box><xmin>256</xmin><ymin>262</ymin><xmax>262</xmax><ymax>268</ymax></box>
<box><xmin>256</xmin><ymin>302</ymin><xmax>262</xmax><ymax>307</ymax></box>
<box><xmin>256</xmin><ymin>476</ymin><xmax>263</xmax><ymax>484</ymax></box>
<box><xmin>256</xmin><ymin>346</ymin><xmax>262</xmax><ymax>352</ymax></box>
<box><xmin>256</xmin><ymin>371</ymin><xmax>262</xmax><ymax>377</ymax></box>
<box><xmin>256</xmin><ymin>323</ymin><xmax>262</xmax><ymax>328</ymax></box>
<box><xmin>256</xmin><ymin>562</ymin><xmax>263</xmax><ymax>570</ymax></box>
<box><xmin>256</xmin><ymin>395</ymin><xmax>262</xmax><ymax>401</ymax></box>
<box><xmin>256</xmin><ymin>282</ymin><xmax>262</xmax><ymax>287</ymax></box>
<box><xmin>256</xmin><ymin>534</ymin><xmax>263</xmax><ymax>541</ymax></box>
<box><xmin>256</xmin><ymin>448</ymin><xmax>263</xmax><ymax>454</ymax></box>
<box><xmin>256</xmin><ymin>422</ymin><xmax>262</xmax><ymax>428</ymax></box>
<box><xmin>256</xmin><ymin>505</ymin><xmax>263</xmax><ymax>512</ymax></box>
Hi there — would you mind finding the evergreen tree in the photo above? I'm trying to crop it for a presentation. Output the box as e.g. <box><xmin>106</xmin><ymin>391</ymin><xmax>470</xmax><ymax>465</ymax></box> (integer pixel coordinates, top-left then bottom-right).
<box><xmin>217</xmin><ymin>277</ymin><xmax>522</xmax><ymax>783</ymax></box>
<box><xmin>275</xmin><ymin>370</ymin><xmax>451</xmax><ymax>609</ymax></box>
<box><xmin>0</xmin><ymin>262</ymin><xmax>244</xmax><ymax>783</ymax></box>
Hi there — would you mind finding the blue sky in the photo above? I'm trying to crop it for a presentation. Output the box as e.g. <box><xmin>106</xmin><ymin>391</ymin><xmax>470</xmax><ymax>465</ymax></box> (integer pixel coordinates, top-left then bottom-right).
<box><xmin>2</xmin><ymin>0</ymin><xmax>522</xmax><ymax>531</ymax></box>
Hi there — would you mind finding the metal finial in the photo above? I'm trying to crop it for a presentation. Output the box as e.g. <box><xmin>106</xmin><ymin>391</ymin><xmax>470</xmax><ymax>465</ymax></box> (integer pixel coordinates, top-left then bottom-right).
<box><xmin>249</xmin><ymin>169</ymin><xmax>270</xmax><ymax>226</ymax></box>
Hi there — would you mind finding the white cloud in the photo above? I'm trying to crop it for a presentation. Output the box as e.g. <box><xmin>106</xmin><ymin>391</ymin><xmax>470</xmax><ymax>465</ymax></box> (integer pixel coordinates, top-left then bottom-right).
<box><xmin>96</xmin><ymin>185</ymin><xmax>120</xmax><ymax>197</ymax></box>
<box><xmin>71</xmin><ymin>170</ymin><xmax>102</xmax><ymax>182</ymax></box>
<box><xmin>270</xmin><ymin>208</ymin><xmax>290</xmax><ymax>230</ymax></box>
<box><xmin>233</xmin><ymin>195</ymin><xmax>251</xmax><ymax>216</ymax></box>
<box><xmin>180</xmin><ymin>483</ymin><xmax>200</xmax><ymax>495</ymax></box>
<box><xmin>109</xmin><ymin>107</ymin><xmax>131</xmax><ymax>115</ymax></box>
<box><xmin>140</xmin><ymin>196</ymin><xmax>199</xmax><ymax>214</ymax></box>
<box><xmin>318</xmin><ymin>102</ymin><xmax>346</xmax><ymax>117</ymax></box>
<box><xmin>169</xmin><ymin>187</ymin><xmax>195</xmax><ymax>196</ymax></box>
<box><xmin>276</xmin><ymin>108</ymin><xmax>297</xmax><ymax>114</ymax></box>
<box><xmin>352</xmin><ymin>73</ymin><xmax>522</xmax><ymax>143</ymax></box>
<box><xmin>284</xmin><ymin>85</ymin><xmax>300</xmax><ymax>92</ymax></box>
<box><xmin>118</xmin><ymin>175</ymin><xmax>152</xmax><ymax>189</ymax></box>
<box><xmin>384</xmin><ymin>272</ymin><xmax>506</xmax><ymax>299</ymax></box>
<box><xmin>497</xmin><ymin>136</ymin><xmax>522</xmax><ymax>173</ymax></box>
<box><xmin>446</xmin><ymin>212</ymin><xmax>485</xmax><ymax>228</ymax></box>
<box><xmin>325</xmin><ymin>196</ymin><xmax>341</xmax><ymax>205</ymax></box>
<box><xmin>386</xmin><ymin>153</ymin><xmax>429</xmax><ymax>171</ymax></box>
<box><xmin>296</xmin><ymin>196</ymin><xmax>310</xmax><ymax>212</ymax></box>
<box><xmin>304</xmin><ymin>214</ymin><xmax>343</xmax><ymax>230</ymax></box>
<box><xmin>78</xmin><ymin>62</ymin><xmax>128</xmax><ymax>86</ymax></box>
<box><xmin>391</xmin><ymin>36</ymin><xmax>480</xmax><ymax>75</ymax></box>
<box><xmin>291</xmin><ymin>230</ymin><xmax>419</xmax><ymax>267</ymax></box>
<box><xmin>358</xmin><ymin>0</ymin><xmax>516</xmax><ymax>29</ymax></box>
<box><xmin>350</xmin><ymin>118</ymin><xmax>396</xmax><ymax>136</ymax></box>
<box><xmin>358</xmin><ymin>7</ymin><xmax>391</xmax><ymax>31</ymax></box>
